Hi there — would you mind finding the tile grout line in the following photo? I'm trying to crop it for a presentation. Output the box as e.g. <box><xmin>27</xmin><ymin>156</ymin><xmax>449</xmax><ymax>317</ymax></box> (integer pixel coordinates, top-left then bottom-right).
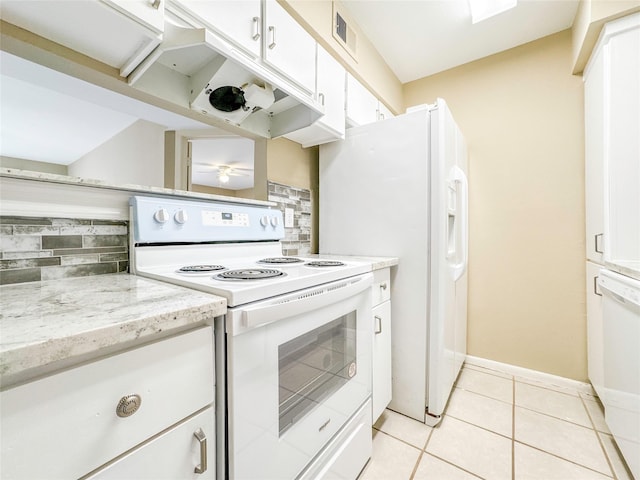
<box><xmin>579</xmin><ymin>394</ymin><xmax>619</xmax><ymax>479</ymax></box>
<box><xmin>408</xmin><ymin>426</ymin><xmax>434</xmax><ymax>480</ymax></box>
<box><xmin>513</xmin><ymin>439</ymin><xmax>615</xmax><ymax>478</ymax></box>
<box><xmin>420</xmin><ymin>451</ymin><xmax>486</xmax><ymax>480</ymax></box>
<box><xmin>370</xmin><ymin>426</ymin><xmax>426</xmax><ymax>456</ymax></box>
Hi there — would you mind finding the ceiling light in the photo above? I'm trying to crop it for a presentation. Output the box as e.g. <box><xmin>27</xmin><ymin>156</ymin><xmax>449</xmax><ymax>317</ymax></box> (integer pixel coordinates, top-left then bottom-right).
<box><xmin>468</xmin><ymin>0</ymin><xmax>517</xmax><ymax>23</ymax></box>
<box><xmin>219</xmin><ymin>172</ymin><xmax>230</xmax><ymax>183</ymax></box>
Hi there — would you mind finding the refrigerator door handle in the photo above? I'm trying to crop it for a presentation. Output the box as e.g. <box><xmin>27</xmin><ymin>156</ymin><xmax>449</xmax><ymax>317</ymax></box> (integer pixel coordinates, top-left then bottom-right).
<box><xmin>450</xmin><ymin>165</ymin><xmax>468</xmax><ymax>281</ymax></box>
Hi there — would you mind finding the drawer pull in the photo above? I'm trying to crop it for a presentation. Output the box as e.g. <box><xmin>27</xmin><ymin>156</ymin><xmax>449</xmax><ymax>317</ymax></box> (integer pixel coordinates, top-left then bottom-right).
<box><xmin>116</xmin><ymin>394</ymin><xmax>142</xmax><ymax>418</ymax></box>
<box><xmin>268</xmin><ymin>26</ymin><xmax>276</xmax><ymax>49</ymax></box>
<box><xmin>194</xmin><ymin>428</ymin><xmax>208</xmax><ymax>474</ymax></box>
<box><xmin>252</xmin><ymin>16</ymin><xmax>261</xmax><ymax>41</ymax></box>
<box><xmin>380</xmin><ymin>282</ymin><xmax>388</xmax><ymax>290</ymax></box>
<box><xmin>374</xmin><ymin>315</ymin><xmax>383</xmax><ymax>334</ymax></box>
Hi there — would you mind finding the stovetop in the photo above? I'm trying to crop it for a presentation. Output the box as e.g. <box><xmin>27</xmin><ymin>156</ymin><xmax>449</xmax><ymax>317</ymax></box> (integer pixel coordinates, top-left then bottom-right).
<box><xmin>129</xmin><ymin>195</ymin><xmax>372</xmax><ymax>306</ymax></box>
<box><xmin>134</xmin><ymin>247</ymin><xmax>371</xmax><ymax>307</ymax></box>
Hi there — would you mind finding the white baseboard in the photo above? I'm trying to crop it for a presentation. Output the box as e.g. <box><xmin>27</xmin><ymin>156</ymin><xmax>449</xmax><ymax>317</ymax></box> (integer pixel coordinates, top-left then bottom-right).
<box><xmin>464</xmin><ymin>355</ymin><xmax>595</xmax><ymax>396</ymax></box>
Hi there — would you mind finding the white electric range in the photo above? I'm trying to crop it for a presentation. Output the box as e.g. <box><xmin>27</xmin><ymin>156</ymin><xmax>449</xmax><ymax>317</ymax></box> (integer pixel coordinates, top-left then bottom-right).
<box><xmin>130</xmin><ymin>195</ymin><xmax>374</xmax><ymax>480</ymax></box>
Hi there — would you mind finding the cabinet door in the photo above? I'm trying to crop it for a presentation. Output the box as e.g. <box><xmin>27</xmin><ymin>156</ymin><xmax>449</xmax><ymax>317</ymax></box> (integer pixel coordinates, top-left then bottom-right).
<box><xmin>586</xmin><ymin>261</ymin><xmax>604</xmax><ymax>397</ymax></box>
<box><xmin>0</xmin><ymin>328</ymin><xmax>214</xmax><ymax>479</ymax></box>
<box><xmin>283</xmin><ymin>45</ymin><xmax>345</xmax><ymax>147</ymax></box>
<box><xmin>604</xmin><ymin>17</ymin><xmax>640</xmax><ymax>266</ymax></box>
<box><xmin>584</xmin><ymin>46</ymin><xmax>605</xmax><ymax>263</ymax></box>
<box><xmin>372</xmin><ymin>300</ymin><xmax>392</xmax><ymax>422</ymax></box>
<box><xmin>104</xmin><ymin>0</ymin><xmax>164</xmax><ymax>34</ymax></box>
<box><xmin>377</xmin><ymin>101</ymin><xmax>395</xmax><ymax>121</ymax></box>
<box><xmin>263</xmin><ymin>0</ymin><xmax>316</xmax><ymax>94</ymax></box>
<box><xmin>169</xmin><ymin>0</ymin><xmax>261</xmax><ymax>58</ymax></box>
<box><xmin>0</xmin><ymin>0</ymin><xmax>162</xmax><ymax>77</ymax></box>
<box><xmin>86</xmin><ymin>407</ymin><xmax>215</xmax><ymax>479</ymax></box>
<box><xmin>316</xmin><ymin>46</ymin><xmax>346</xmax><ymax>138</ymax></box>
<box><xmin>346</xmin><ymin>73</ymin><xmax>379</xmax><ymax>127</ymax></box>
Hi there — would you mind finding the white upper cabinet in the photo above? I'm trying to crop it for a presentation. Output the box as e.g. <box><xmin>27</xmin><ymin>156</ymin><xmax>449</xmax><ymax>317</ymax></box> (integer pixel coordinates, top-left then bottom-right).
<box><xmin>0</xmin><ymin>0</ymin><xmax>164</xmax><ymax>77</ymax></box>
<box><xmin>284</xmin><ymin>45</ymin><xmax>346</xmax><ymax>147</ymax></box>
<box><xmin>106</xmin><ymin>0</ymin><xmax>164</xmax><ymax>33</ymax></box>
<box><xmin>262</xmin><ymin>0</ymin><xmax>316</xmax><ymax>94</ymax></box>
<box><xmin>168</xmin><ymin>0</ymin><xmax>262</xmax><ymax>59</ymax></box>
<box><xmin>346</xmin><ymin>73</ymin><xmax>379</xmax><ymax>127</ymax></box>
<box><xmin>346</xmin><ymin>73</ymin><xmax>394</xmax><ymax>127</ymax></box>
<box><xmin>584</xmin><ymin>13</ymin><xmax>640</xmax><ymax>269</ymax></box>
<box><xmin>377</xmin><ymin>101</ymin><xmax>395</xmax><ymax>122</ymax></box>
<box><xmin>584</xmin><ymin>44</ymin><xmax>605</xmax><ymax>264</ymax></box>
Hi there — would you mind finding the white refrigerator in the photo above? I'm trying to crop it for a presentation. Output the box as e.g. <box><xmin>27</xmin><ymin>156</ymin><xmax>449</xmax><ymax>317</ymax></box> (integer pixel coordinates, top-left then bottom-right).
<box><xmin>319</xmin><ymin>99</ymin><xmax>469</xmax><ymax>425</ymax></box>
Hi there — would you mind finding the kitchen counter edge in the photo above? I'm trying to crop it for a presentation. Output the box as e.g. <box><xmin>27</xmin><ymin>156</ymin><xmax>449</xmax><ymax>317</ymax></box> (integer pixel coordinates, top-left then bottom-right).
<box><xmin>0</xmin><ymin>273</ymin><xmax>226</xmax><ymax>387</ymax></box>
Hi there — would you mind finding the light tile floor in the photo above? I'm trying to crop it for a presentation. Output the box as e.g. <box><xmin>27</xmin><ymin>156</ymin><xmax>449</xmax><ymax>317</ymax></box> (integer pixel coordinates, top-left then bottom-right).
<box><xmin>358</xmin><ymin>363</ymin><xmax>635</xmax><ymax>480</ymax></box>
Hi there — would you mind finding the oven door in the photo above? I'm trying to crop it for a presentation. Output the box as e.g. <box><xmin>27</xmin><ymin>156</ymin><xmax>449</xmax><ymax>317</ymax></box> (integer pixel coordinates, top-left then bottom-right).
<box><xmin>225</xmin><ymin>273</ymin><xmax>373</xmax><ymax>480</ymax></box>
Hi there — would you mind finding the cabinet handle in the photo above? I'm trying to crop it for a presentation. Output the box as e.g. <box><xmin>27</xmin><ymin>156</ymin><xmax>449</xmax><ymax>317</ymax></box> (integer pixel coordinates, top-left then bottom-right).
<box><xmin>374</xmin><ymin>315</ymin><xmax>382</xmax><ymax>334</ymax></box>
<box><xmin>193</xmin><ymin>428</ymin><xmax>208</xmax><ymax>474</ymax></box>
<box><xmin>268</xmin><ymin>26</ymin><xmax>276</xmax><ymax>49</ymax></box>
<box><xmin>318</xmin><ymin>93</ymin><xmax>325</xmax><ymax>106</ymax></box>
<box><xmin>595</xmin><ymin>233</ymin><xmax>603</xmax><ymax>254</ymax></box>
<box><xmin>594</xmin><ymin>275</ymin><xmax>602</xmax><ymax>297</ymax></box>
<box><xmin>380</xmin><ymin>282</ymin><xmax>387</xmax><ymax>291</ymax></box>
<box><xmin>149</xmin><ymin>0</ymin><xmax>161</xmax><ymax>9</ymax></box>
<box><xmin>116</xmin><ymin>394</ymin><xmax>142</xmax><ymax>418</ymax></box>
<box><xmin>252</xmin><ymin>16</ymin><xmax>261</xmax><ymax>41</ymax></box>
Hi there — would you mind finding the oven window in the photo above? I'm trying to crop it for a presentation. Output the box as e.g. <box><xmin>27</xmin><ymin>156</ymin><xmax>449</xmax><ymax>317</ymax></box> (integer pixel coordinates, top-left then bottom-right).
<box><xmin>278</xmin><ymin>311</ymin><xmax>357</xmax><ymax>436</ymax></box>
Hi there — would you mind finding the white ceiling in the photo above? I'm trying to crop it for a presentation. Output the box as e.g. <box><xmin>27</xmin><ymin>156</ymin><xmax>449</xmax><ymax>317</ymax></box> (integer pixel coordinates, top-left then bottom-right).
<box><xmin>341</xmin><ymin>0</ymin><xmax>580</xmax><ymax>83</ymax></box>
<box><xmin>190</xmin><ymin>137</ymin><xmax>255</xmax><ymax>190</ymax></box>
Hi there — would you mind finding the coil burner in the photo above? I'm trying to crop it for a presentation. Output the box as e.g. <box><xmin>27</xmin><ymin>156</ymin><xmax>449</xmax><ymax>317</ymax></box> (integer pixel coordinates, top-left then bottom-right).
<box><xmin>216</xmin><ymin>269</ymin><xmax>287</xmax><ymax>281</ymax></box>
<box><xmin>305</xmin><ymin>261</ymin><xmax>346</xmax><ymax>268</ymax></box>
<box><xmin>257</xmin><ymin>257</ymin><xmax>304</xmax><ymax>265</ymax></box>
<box><xmin>178</xmin><ymin>265</ymin><xmax>226</xmax><ymax>273</ymax></box>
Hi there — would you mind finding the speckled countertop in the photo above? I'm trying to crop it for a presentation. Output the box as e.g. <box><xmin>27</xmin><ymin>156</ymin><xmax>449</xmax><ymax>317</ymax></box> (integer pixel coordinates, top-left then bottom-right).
<box><xmin>309</xmin><ymin>254</ymin><xmax>399</xmax><ymax>271</ymax></box>
<box><xmin>0</xmin><ymin>273</ymin><xmax>226</xmax><ymax>384</ymax></box>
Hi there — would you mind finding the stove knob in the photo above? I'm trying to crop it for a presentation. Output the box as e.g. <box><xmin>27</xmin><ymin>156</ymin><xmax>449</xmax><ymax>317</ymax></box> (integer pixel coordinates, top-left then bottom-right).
<box><xmin>153</xmin><ymin>208</ymin><xmax>170</xmax><ymax>224</ymax></box>
<box><xmin>260</xmin><ymin>215</ymin><xmax>269</xmax><ymax>227</ymax></box>
<box><xmin>270</xmin><ymin>216</ymin><xmax>280</xmax><ymax>227</ymax></box>
<box><xmin>174</xmin><ymin>209</ymin><xmax>188</xmax><ymax>225</ymax></box>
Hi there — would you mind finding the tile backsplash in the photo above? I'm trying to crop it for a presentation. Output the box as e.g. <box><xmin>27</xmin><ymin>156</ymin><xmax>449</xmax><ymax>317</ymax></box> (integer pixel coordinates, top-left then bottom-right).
<box><xmin>268</xmin><ymin>181</ymin><xmax>312</xmax><ymax>256</ymax></box>
<box><xmin>0</xmin><ymin>216</ymin><xmax>128</xmax><ymax>285</ymax></box>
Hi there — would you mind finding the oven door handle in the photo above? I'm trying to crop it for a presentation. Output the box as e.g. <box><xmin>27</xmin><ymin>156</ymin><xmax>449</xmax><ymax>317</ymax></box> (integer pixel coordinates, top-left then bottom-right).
<box><xmin>240</xmin><ymin>273</ymin><xmax>373</xmax><ymax>331</ymax></box>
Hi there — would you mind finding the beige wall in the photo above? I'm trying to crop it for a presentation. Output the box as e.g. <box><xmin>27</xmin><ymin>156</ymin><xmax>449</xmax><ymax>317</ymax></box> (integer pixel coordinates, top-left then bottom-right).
<box><xmin>282</xmin><ymin>0</ymin><xmax>403</xmax><ymax>114</ymax></box>
<box><xmin>405</xmin><ymin>30</ymin><xmax>587</xmax><ymax>380</ymax></box>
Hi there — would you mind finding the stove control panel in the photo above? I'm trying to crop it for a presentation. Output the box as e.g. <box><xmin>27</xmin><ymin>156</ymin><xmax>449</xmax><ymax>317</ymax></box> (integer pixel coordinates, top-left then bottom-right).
<box><xmin>131</xmin><ymin>196</ymin><xmax>285</xmax><ymax>243</ymax></box>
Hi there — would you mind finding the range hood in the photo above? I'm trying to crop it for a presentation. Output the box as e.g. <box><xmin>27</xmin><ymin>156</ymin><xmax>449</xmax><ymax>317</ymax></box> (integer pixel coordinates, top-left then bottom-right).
<box><xmin>128</xmin><ymin>23</ymin><xmax>323</xmax><ymax>138</ymax></box>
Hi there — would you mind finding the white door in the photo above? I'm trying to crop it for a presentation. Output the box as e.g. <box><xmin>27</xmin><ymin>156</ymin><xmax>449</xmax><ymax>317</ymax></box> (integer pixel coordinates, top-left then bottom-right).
<box><xmin>427</xmin><ymin>99</ymin><xmax>468</xmax><ymax>424</ymax></box>
<box><xmin>169</xmin><ymin>0</ymin><xmax>261</xmax><ymax>58</ymax></box>
<box><xmin>263</xmin><ymin>0</ymin><xmax>316</xmax><ymax>94</ymax></box>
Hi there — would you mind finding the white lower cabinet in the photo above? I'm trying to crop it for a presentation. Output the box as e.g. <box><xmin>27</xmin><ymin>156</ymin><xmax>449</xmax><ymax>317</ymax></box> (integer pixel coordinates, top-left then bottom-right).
<box><xmin>0</xmin><ymin>327</ymin><xmax>215</xmax><ymax>479</ymax></box>
<box><xmin>586</xmin><ymin>261</ymin><xmax>605</xmax><ymax>398</ymax></box>
<box><xmin>371</xmin><ymin>268</ymin><xmax>392</xmax><ymax>422</ymax></box>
